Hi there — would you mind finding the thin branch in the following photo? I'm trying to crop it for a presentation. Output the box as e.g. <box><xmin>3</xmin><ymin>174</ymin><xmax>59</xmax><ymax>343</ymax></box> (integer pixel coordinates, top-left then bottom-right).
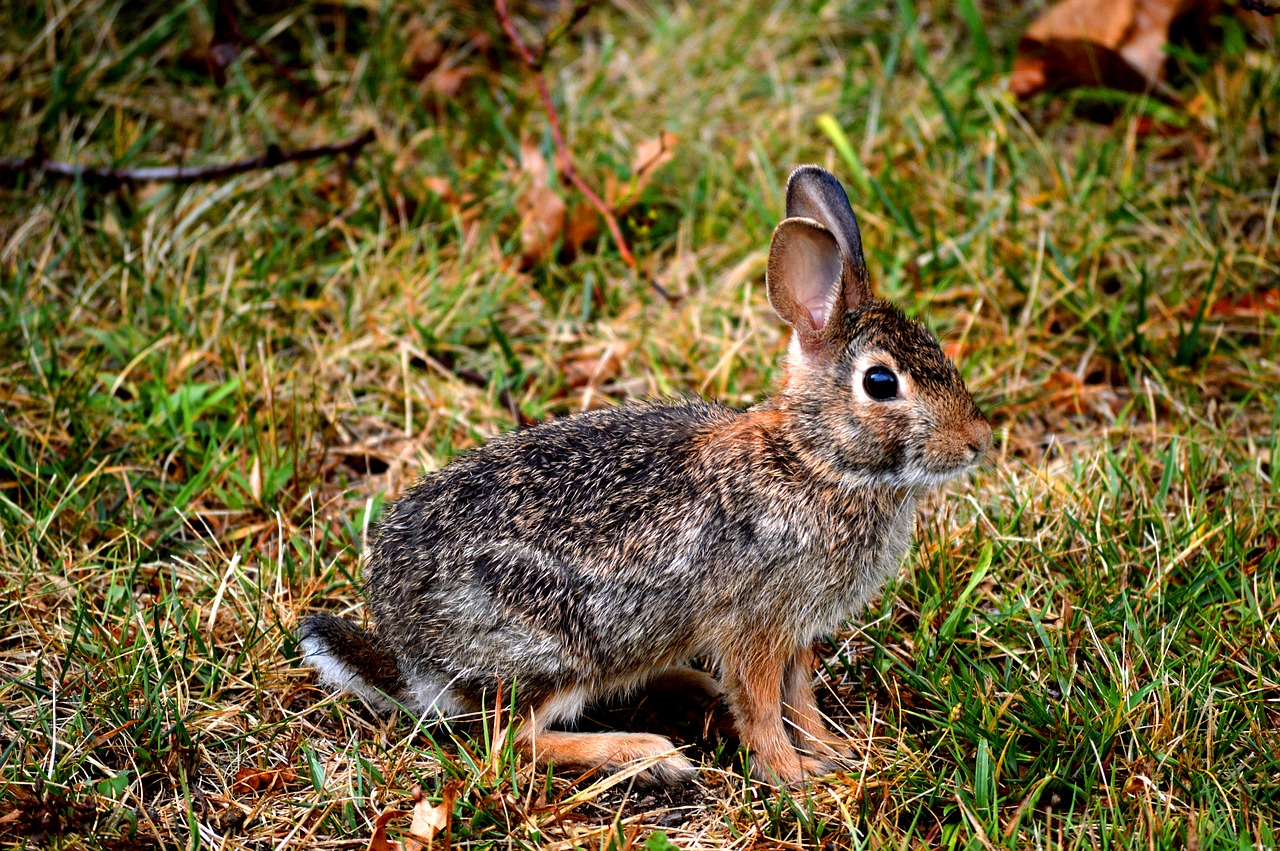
<box><xmin>497</xmin><ymin>0</ymin><xmax>670</xmax><ymax>298</ymax></box>
<box><xmin>0</xmin><ymin>130</ymin><xmax>375</xmax><ymax>188</ymax></box>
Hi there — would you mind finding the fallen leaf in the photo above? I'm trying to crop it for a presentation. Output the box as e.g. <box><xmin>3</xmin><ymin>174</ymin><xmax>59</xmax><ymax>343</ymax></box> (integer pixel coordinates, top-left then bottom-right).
<box><xmin>365</xmin><ymin>782</ymin><xmax>462</xmax><ymax>851</ymax></box>
<box><xmin>422</xmin><ymin>176</ymin><xmax>455</xmax><ymax>201</ymax></box>
<box><xmin>426</xmin><ymin>66</ymin><xmax>472</xmax><ymax>98</ymax></box>
<box><xmin>402</xmin><ymin>781</ymin><xmax>461</xmax><ymax>851</ymax></box>
<box><xmin>516</xmin><ymin>141</ymin><xmax>566</xmax><ymax>266</ymax></box>
<box><xmin>1187</xmin><ymin>287</ymin><xmax>1280</xmax><ymax>318</ymax></box>
<box><xmin>365</xmin><ymin>808</ymin><xmax>401</xmax><ymax>851</ymax></box>
<box><xmin>1010</xmin><ymin>0</ymin><xmax>1202</xmax><ymax>97</ymax></box>
<box><xmin>561</xmin><ymin>341</ymin><xmax>628</xmax><ymax>390</ymax></box>
<box><xmin>631</xmin><ymin>131</ymin><xmax>678</xmax><ymax>186</ymax></box>
<box><xmin>520</xmin><ymin>185</ymin><xmax>566</xmax><ymax>264</ymax></box>
<box><xmin>1042</xmin><ymin>369</ymin><xmax>1088</xmax><ymax>416</ymax></box>
<box><xmin>605</xmin><ymin>131</ymin><xmax>679</xmax><ymax>208</ymax></box>
<box><xmin>566</xmin><ymin>132</ymin><xmax>679</xmax><ymax>255</ymax></box>
<box><xmin>403</xmin><ymin>18</ymin><xmax>445</xmax><ymax>80</ymax></box>
<box><xmin>1132</xmin><ymin>115</ymin><xmax>1185</xmax><ymax>137</ymax></box>
<box><xmin>233</xmin><ymin>763</ymin><xmax>298</xmax><ymax>794</ymax></box>
<box><xmin>564</xmin><ymin>200</ymin><xmax>602</xmax><ymax>254</ymax></box>
<box><xmin>1118</xmin><ymin>0</ymin><xmax>1184</xmax><ymax>81</ymax></box>
<box><xmin>1122</xmin><ymin>773</ymin><xmax>1152</xmax><ymax>796</ymax></box>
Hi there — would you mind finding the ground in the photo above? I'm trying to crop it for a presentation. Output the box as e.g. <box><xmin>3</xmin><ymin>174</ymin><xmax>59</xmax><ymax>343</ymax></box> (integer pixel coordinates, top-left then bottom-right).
<box><xmin>1</xmin><ymin>1</ymin><xmax>1278</xmax><ymax>849</ymax></box>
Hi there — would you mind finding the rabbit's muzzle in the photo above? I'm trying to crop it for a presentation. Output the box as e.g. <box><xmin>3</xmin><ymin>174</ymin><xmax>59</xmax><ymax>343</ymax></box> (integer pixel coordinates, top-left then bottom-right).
<box><xmin>921</xmin><ymin>409</ymin><xmax>992</xmax><ymax>481</ymax></box>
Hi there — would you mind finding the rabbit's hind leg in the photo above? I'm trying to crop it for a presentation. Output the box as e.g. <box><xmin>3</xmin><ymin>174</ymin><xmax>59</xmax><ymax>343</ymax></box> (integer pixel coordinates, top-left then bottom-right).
<box><xmin>517</xmin><ymin>689</ymin><xmax>697</xmax><ymax>786</ymax></box>
<box><xmin>782</xmin><ymin>645</ymin><xmax>853</xmax><ymax>761</ymax></box>
<box><xmin>644</xmin><ymin>666</ymin><xmax>724</xmax><ymax>709</ymax></box>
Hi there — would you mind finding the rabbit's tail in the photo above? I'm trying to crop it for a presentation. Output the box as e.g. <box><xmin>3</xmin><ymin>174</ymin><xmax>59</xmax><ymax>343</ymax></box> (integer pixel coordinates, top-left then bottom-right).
<box><xmin>298</xmin><ymin>614</ymin><xmax>407</xmax><ymax>713</ymax></box>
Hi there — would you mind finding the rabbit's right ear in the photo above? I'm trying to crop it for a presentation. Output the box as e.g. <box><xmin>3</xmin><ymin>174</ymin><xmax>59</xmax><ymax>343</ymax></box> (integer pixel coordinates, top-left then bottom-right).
<box><xmin>766</xmin><ymin>217</ymin><xmax>844</xmax><ymax>357</ymax></box>
<box><xmin>783</xmin><ymin>166</ymin><xmax>872</xmax><ymax>308</ymax></box>
<box><xmin>767</xmin><ymin>166</ymin><xmax>873</xmax><ymax>360</ymax></box>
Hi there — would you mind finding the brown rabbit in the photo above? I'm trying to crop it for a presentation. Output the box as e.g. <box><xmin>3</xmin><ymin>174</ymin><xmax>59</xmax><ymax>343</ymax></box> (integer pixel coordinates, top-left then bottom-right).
<box><xmin>300</xmin><ymin>165</ymin><xmax>991</xmax><ymax>785</ymax></box>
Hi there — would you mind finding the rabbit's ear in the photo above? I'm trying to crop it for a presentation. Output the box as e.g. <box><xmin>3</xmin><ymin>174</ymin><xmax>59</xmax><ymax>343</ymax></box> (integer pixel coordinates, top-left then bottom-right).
<box><xmin>767</xmin><ymin>216</ymin><xmax>844</xmax><ymax>356</ymax></box>
<box><xmin>784</xmin><ymin>166</ymin><xmax>871</xmax><ymax>309</ymax></box>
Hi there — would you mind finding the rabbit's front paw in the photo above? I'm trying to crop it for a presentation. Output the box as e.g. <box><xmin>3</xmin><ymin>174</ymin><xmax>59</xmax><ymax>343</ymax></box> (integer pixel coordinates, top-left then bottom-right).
<box><xmin>607</xmin><ymin>733</ymin><xmax>697</xmax><ymax>786</ymax></box>
<box><xmin>799</xmin><ymin>755</ymin><xmax>841</xmax><ymax>779</ymax></box>
<box><xmin>750</xmin><ymin>752</ymin><xmax>842</xmax><ymax>788</ymax></box>
<box><xmin>797</xmin><ymin>734</ymin><xmax>854</xmax><ymax>762</ymax></box>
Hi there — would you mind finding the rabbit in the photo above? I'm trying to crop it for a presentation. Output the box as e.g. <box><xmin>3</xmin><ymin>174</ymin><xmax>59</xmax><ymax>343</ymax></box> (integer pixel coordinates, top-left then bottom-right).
<box><xmin>299</xmin><ymin>165</ymin><xmax>992</xmax><ymax>786</ymax></box>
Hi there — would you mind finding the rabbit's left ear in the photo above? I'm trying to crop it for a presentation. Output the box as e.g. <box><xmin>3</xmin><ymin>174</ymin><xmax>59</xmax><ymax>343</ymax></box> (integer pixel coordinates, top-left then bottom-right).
<box><xmin>784</xmin><ymin>165</ymin><xmax>871</xmax><ymax>310</ymax></box>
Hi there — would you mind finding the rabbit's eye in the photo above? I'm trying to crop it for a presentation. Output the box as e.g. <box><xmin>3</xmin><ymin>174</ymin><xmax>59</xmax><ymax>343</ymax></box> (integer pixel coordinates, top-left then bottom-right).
<box><xmin>863</xmin><ymin>366</ymin><xmax>899</xmax><ymax>400</ymax></box>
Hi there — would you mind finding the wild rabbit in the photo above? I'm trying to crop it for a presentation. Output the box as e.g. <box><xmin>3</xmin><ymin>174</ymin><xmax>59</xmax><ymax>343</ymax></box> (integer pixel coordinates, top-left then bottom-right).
<box><xmin>300</xmin><ymin>165</ymin><xmax>991</xmax><ymax>786</ymax></box>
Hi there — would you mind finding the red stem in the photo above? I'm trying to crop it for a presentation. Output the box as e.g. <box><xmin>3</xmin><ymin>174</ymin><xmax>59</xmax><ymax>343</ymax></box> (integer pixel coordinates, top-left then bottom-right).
<box><xmin>495</xmin><ymin>0</ymin><xmax>637</xmax><ymax>270</ymax></box>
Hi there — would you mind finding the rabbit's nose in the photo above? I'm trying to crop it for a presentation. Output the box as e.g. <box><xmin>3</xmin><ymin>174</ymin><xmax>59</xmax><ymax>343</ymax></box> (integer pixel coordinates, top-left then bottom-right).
<box><xmin>965</xmin><ymin>419</ymin><xmax>993</xmax><ymax>460</ymax></box>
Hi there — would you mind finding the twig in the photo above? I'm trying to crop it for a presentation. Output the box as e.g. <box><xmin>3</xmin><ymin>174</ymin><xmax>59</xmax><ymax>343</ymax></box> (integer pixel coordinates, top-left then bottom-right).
<box><xmin>1241</xmin><ymin>0</ymin><xmax>1280</xmax><ymax>14</ymax></box>
<box><xmin>0</xmin><ymin>130</ymin><xmax>375</xmax><ymax>188</ymax></box>
<box><xmin>497</xmin><ymin>0</ymin><xmax>674</xmax><ymax>300</ymax></box>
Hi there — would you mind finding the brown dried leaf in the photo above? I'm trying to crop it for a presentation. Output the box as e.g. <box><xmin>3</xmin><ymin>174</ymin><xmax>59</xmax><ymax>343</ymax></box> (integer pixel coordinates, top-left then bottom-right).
<box><xmin>365</xmin><ymin>807</ymin><xmax>401</xmax><ymax>851</ymax></box>
<box><xmin>1042</xmin><ymin>370</ymin><xmax>1088</xmax><ymax>416</ymax></box>
<box><xmin>423</xmin><ymin>176</ymin><xmax>454</xmax><ymax>200</ymax></box>
<box><xmin>516</xmin><ymin>141</ymin><xmax>566</xmax><ymax>266</ymax></box>
<box><xmin>631</xmin><ymin>131</ymin><xmax>678</xmax><ymax>186</ymax></box>
<box><xmin>402</xmin><ymin>781</ymin><xmax>461</xmax><ymax>851</ymax></box>
<box><xmin>1011</xmin><ymin>0</ymin><xmax>1202</xmax><ymax>97</ymax></box>
<box><xmin>403</xmin><ymin>19</ymin><xmax>445</xmax><ymax>80</ymax></box>
<box><xmin>564</xmin><ymin>201</ymin><xmax>601</xmax><ymax>254</ymax></box>
<box><xmin>423</xmin><ymin>177</ymin><xmax>478</xmax><ymax>213</ymax></box>
<box><xmin>1187</xmin><ymin>287</ymin><xmax>1280</xmax><ymax>318</ymax></box>
<box><xmin>520</xmin><ymin>186</ymin><xmax>566</xmax><ymax>265</ymax></box>
<box><xmin>427</xmin><ymin>66</ymin><xmax>473</xmax><ymax>98</ymax></box>
<box><xmin>607</xmin><ymin>131</ymin><xmax>679</xmax><ymax>208</ymax></box>
<box><xmin>561</xmin><ymin>342</ymin><xmax>629</xmax><ymax>390</ymax></box>
<box><xmin>519</xmin><ymin>139</ymin><xmax>552</xmax><ymax>191</ymax></box>
<box><xmin>1026</xmin><ymin>0</ymin><xmax>1136</xmax><ymax>50</ymax></box>
<box><xmin>233</xmin><ymin>764</ymin><xmax>298</xmax><ymax>795</ymax></box>
<box><xmin>1119</xmin><ymin>0</ymin><xmax>1185</xmax><ymax>80</ymax></box>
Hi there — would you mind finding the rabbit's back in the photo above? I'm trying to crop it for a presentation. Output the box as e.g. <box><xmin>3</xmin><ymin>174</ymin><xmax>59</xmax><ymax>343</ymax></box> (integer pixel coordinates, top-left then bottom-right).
<box><xmin>371</xmin><ymin>399</ymin><xmax>735</xmax><ymax>579</ymax></box>
<box><xmin>365</xmin><ymin>400</ymin><xmax>745</xmax><ymax>707</ymax></box>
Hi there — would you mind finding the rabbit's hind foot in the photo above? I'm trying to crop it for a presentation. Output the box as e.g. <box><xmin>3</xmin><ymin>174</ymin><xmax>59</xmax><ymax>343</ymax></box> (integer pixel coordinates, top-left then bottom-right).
<box><xmin>520</xmin><ymin>728</ymin><xmax>697</xmax><ymax>786</ymax></box>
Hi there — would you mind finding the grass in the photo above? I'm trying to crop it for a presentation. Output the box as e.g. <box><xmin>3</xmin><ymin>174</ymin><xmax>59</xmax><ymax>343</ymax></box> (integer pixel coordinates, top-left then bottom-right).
<box><xmin>1</xmin><ymin>0</ymin><xmax>1278</xmax><ymax>847</ymax></box>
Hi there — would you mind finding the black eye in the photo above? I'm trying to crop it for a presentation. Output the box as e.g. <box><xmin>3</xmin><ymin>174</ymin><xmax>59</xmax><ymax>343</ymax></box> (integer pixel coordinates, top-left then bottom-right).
<box><xmin>863</xmin><ymin>366</ymin><xmax>899</xmax><ymax>400</ymax></box>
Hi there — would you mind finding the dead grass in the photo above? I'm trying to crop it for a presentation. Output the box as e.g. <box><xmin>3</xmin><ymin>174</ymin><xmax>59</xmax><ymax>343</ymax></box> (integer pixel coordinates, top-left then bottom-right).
<box><xmin>1</xmin><ymin>0</ymin><xmax>1278</xmax><ymax>848</ymax></box>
